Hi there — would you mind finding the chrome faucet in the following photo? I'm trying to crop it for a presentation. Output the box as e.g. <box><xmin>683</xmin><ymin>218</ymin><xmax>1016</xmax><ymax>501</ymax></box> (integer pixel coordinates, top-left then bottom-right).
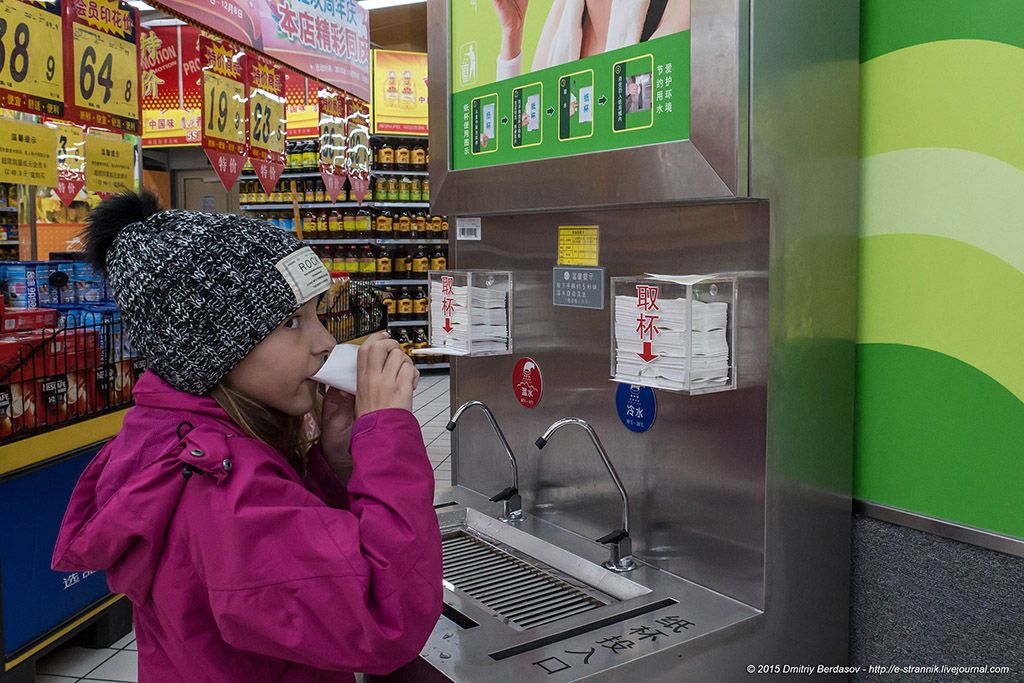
<box><xmin>447</xmin><ymin>401</ymin><xmax>523</xmax><ymax>523</ymax></box>
<box><xmin>535</xmin><ymin>418</ymin><xmax>637</xmax><ymax>572</ymax></box>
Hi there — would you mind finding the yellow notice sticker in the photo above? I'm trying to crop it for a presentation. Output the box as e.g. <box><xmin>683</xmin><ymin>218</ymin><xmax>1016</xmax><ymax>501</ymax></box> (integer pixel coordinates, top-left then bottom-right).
<box><xmin>86</xmin><ymin>133</ymin><xmax>134</xmax><ymax>193</ymax></box>
<box><xmin>557</xmin><ymin>225</ymin><xmax>599</xmax><ymax>266</ymax></box>
<box><xmin>0</xmin><ymin>119</ymin><xmax>56</xmax><ymax>186</ymax></box>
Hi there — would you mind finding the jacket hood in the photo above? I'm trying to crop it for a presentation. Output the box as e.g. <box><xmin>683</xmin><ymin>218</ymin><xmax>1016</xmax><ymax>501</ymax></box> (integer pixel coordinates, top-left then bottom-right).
<box><xmin>52</xmin><ymin>371</ymin><xmax>241</xmax><ymax>602</ymax></box>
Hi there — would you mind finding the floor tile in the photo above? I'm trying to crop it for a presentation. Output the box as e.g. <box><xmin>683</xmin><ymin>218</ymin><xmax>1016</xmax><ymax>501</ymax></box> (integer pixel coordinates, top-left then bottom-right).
<box><xmin>110</xmin><ymin>632</ymin><xmax>134</xmax><ymax>650</ymax></box>
<box><xmin>36</xmin><ymin>647</ymin><xmax>118</xmax><ymax>678</ymax></box>
<box><xmin>35</xmin><ymin>676</ymin><xmax>78</xmax><ymax>683</ymax></box>
<box><xmin>82</xmin><ymin>649</ymin><xmax>138</xmax><ymax>682</ymax></box>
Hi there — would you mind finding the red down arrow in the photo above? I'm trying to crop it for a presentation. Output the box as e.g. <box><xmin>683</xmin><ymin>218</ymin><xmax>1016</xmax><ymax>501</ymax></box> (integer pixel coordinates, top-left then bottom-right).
<box><xmin>443</xmin><ymin>318</ymin><xmax>453</xmax><ymax>333</ymax></box>
<box><xmin>636</xmin><ymin>341</ymin><xmax>658</xmax><ymax>363</ymax></box>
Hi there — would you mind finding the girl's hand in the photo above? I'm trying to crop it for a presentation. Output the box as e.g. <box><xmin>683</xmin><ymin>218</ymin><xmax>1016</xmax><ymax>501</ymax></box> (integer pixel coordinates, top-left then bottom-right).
<box><xmin>320</xmin><ymin>388</ymin><xmax>355</xmax><ymax>477</ymax></box>
<box><xmin>355</xmin><ymin>332</ymin><xmax>419</xmax><ymax>418</ymax></box>
<box><xmin>493</xmin><ymin>0</ymin><xmax>528</xmax><ymax>60</ymax></box>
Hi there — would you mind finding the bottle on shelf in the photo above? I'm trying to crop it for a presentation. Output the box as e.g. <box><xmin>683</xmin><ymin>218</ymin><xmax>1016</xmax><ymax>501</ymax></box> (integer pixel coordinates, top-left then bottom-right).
<box><xmin>315</xmin><ymin>178</ymin><xmax>326</xmax><ymax>203</ymax></box>
<box><xmin>288</xmin><ymin>140</ymin><xmax>302</xmax><ymax>169</ymax></box>
<box><xmin>412</xmin><ymin>144</ymin><xmax>427</xmax><ymax>171</ymax></box>
<box><xmin>317</xmin><ymin>209</ymin><xmax>329</xmax><ymax>239</ymax></box>
<box><xmin>302</xmin><ymin>179</ymin><xmax>315</xmax><ymax>203</ymax></box>
<box><xmin>378</xmin><ymin>140</ymin><xmax>394</xmax><ymax>171</ymax></box>
<box><xmin>422</xmin><ymin>177</ymin><xmax>430</xmax><ymax>202</ymax></box>
<box><xmin>386</xmin><ymin>176</ymin><xmax>400</xmax><ymax>202</ymax></box>
<box><xmin>375</xmin><ymin>246</ymin><xmax>393</xmax><ymax>279</ymax></box>
<box><xmin>344</xmin><ymin>245</ymin><xmax>360</xmax><ymax>275</ymax></box>
<box><xmin>396</xmin><ymin>211</ymin><xmax>411</xmax><ymax>238</ymax></box>
<box><xmin>342</xmin><ymin>210</ymin><xmax>357</xmax><ymax>238</ymax></box>
<box><xmin>412</xmin><ymin>327</ymin><xmax>430</xmax><ymax>361</ymax></box>
<box><xmin>381</xmin><ymin>287</ymin><xmax>397</xmax><ymax>320</ymax></box>
<box><xmin>304</xmin><ymin>140</ymin><xmax>318</xmax><ymax>171</ymax></box>
<box><xmin>359</xmin><ymin>179</ymin><xmax>373</xmax><ymax>203</ymax></box>
<box><xmin>412</xmin><ymin>246</ymin><xmax>430</xmax><ymax>278</ymax></box>
<box><xmin>358</xmin><ymin>244</ymin><xmax>376</xmax><ymax>281</ymax></box>
<box><xmin>430</xmin><ymin>246</ymin><xmax>448</xmax><ymax>271</ymax></box>
<box><xmin>442</xmin><ymin>219</ymin><xmax>449</xmax><ymax>239</ymax></box>
<box><xmin>398</xmin><ymin>176</ymin><xmax>412</xmax><ymax>203</ymax></box>
<box><xmin>303</xmin><ymin>209</ymin><xmax>318</xmax><ymax>238</ymax></box>
<box><xmin>412</xmin><ymin>286</ymin><xmax>428</xmax><ymax>319</ymax></box>
<box><xmin>317</xmin><ymin>246</ymin><xmax>332</xmax><ymax>270</ymax></box>
<box><xmin>355</xmin><ymin>209</ymin><xmax>372</xmax><ymax>239</ymax></box>
<box><xmin>375</xmin><ymin>210</ymin><xmax>394</xmax><ymax>239</ymax></box>
<box><xmin>397</xmin><ymin>287</ymin><xmax>413</xmax><ymax>320</ymax></box>
<box><xmin>395</xmin><ymin>142</ymin><xmax>411</xmax><ymax>172</ymax></box>
<box><xmin>393</xmin><ymin>245</ymin><xmax>411</xmax><ymax>280</ymax></box>
<box><xmin>396</xmin><ymin>328</ymin><xmax>413</xmax><ymax>355</ymax></box>
<box><xmin>373</xmin><ymin>178</ymin><xmax>386</xmax><ymax>202</ymax></box>
<box><xmin>430</xmin><ymin>215</ymin><xmax>444</xmax><ymax>238</ymax></box>
<box><xmin>412</xmin><ymin>212</ymin><xmax>427</xmax><ymax>240</ymax></box>
<box><xmin>328</xmin><ymin>209</ymin><xmax>342</xmax><ymax>238</ymax></box>
<box><xmin>409</xmin><ymin>177</ymin><xmax>422</xmax><ymax>202</ymax></box>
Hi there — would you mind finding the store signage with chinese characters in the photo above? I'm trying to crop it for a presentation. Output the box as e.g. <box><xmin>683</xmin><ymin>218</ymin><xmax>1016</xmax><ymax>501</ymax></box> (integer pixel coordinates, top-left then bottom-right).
<box><xmin>140</xmin><ymin>24</ymin><xmax>202</xmax><ymax>147</ymax></box>
<box><xmin>246</xmin><ymin>54</ymin><xmax>286</xmax><ymax>193</ymax></box>
<box><xmin>51</xmin><ymin>120</ymin><xmax>87</xmax><ymax>206</ymax></box>
<box><xmin>66</xmin><ymin>0</ymin><xmax>141</xmax><ymax>134</ymax></box>
<box><xmin>512</xmin><ymin>357</ymin><xmax>542</xmax><ymax>408</ymax></box>
<box><xmin>200</xmin><ymin>35</ymin><xmax>247</xmax><ymax>191</ymax></box>
<box><xmin>318</xmin><ymin>85</ymin><xmax>345</xmax><ymax>202</ymax></box>
<box><xmin>552</xmin><ymin>266</ymin><xmax>604</xmax><ymax>309</ymax></box>
<box><xmin>85</xmin><ymin>132</ymin><xmax>133</xmax><ymax>193</ymax></box>
<box><xmin>155</xmin><ymin>0</ymin><xmax>370</xmax><ymax>101</ymax></box>
<box><xmin>0</xmin><ymin>118</ymin><xmax>57</xmax><ymax>186</ymax></box>
<box><xmin>0</xmin><ymin>0</ymin><xmax>65</xmax><ymax>117</ymax></box>
<box><xmin>634</xmin><ymin>283</ymin><xmax>661</xmax><ymax>362</ymax></box>
<box><xmin>372</xmin><ymin>49</ymin><xmax>428</xmax><ymax>135</ymax></box>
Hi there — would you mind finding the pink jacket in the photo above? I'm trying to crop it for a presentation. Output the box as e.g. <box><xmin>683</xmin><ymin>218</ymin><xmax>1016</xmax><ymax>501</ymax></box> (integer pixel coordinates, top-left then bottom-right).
<box><xmin>52</xmin><ymin>371</ymin><xmax>443</xmax><ymax>682</ymax></box>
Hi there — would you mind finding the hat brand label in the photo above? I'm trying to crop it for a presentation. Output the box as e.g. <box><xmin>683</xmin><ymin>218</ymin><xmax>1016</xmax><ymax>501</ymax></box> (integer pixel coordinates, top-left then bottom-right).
<box><xmin>276</xmin><ymin>247</ymin><xmax>333</xmax><ymax>305</ymax></box>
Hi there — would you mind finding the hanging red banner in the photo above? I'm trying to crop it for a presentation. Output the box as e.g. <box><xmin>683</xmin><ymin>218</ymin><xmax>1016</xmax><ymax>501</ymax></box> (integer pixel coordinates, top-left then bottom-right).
<box><xmin>64</xmin><ymin>0</ymin><xmax>142</xmax><ymax>134</ymax></box>
<box><xmin>344</xmin><ymin>96</ymin><xmax>371</xmax><ymax>206</ymax></box>
<box><xmin>246</xmin><ymin>54</ymin><xmax>286</xmax><ymax>194</ymax></box>
<box><xmin>200</xmin><ymin>34</ymin><xmax>247</xmax><ymax>191</ymax></box>
<box><xmin>317</xmin><ymin>85</ymin><xmax>345</xmax><ymax>203</ymax></box>
<box><xmin>50</xmin><ymin>120</ymin><xmax>87</xmax><ymax>207</ymax></box>
<box><xmin>286</xmin><ymin>69</ymin><xmax>318</xmax><ymax>138</ymax></box>
<box><xmin>140</xmin><ymin>24</ymin><xmax>203</xmax><ymax>147</ymax></box>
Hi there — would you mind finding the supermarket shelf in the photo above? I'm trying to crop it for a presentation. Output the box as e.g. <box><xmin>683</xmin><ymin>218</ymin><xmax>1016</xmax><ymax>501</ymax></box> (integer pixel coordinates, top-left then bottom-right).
<box><xmin>389</xmin><ymin>319</ymin><xmax>428</xmax><ymax>327</ymax></box>
<box><xmin>241</xmin><ymin>202</ymin><xmax>429</xmax><ymax>210</ymax></box>
<box><xmin>371</xmin><ymin>279</ymin><xmax>429</xmax><ymax>286</ymax></box>
<box><xmin>373</xmin><ymin>132</ymin><xmax>428</xmax><ymax>140</ymax></box>
<box><xmin>0</xmin><ymin>206</ymin><xmax>18</xmax><ymax>213</ymax></box>
<box><xmin>373</xmin><ymin>201</ymin><xmax>430</xmax><ymax>208</ymax></box>
<box><xmin>306</xmin><ymin>238</ymin><xmax>447</xmax><ymax>245</ymax></box>
<box><xmin>0</xmin><ymin>239</ymin><xmax>19</xmax><ymax>245</ymax></box>
<box><xmin>373</xmin><ymin>169</ymin><xmax>429</xmax><ymax>176</ymax></box>
<box><xmin>241</xmin><ymin>170</ymin><xmax>322</xmax><ymax>179</ymax></box>
<box><xmin>0</xmin><ymin>409</ymin><xmax>128</xmax><ymax>475</ymax></box>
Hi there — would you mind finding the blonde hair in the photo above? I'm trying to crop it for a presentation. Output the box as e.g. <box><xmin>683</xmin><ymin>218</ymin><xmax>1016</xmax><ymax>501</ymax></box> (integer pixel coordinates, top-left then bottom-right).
<box><xmin>210</xmin><ymin>382</ymin><xmax>318</xmax><ymax>477</ymax></box>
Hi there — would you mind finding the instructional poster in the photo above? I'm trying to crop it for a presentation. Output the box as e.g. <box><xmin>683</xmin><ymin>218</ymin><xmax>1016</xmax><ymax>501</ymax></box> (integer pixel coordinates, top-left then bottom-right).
<box><xmin>450</xmin><ymin>0</ymin><xmax>690</xmax><ymax>169</ymax></box>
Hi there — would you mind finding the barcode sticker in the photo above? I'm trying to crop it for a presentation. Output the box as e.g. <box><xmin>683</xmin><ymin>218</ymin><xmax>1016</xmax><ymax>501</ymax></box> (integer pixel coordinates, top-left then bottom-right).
<box><xmin>456</xmin><ymin>217</ymin><xmax>482</xmax><ymax>241</ymax></box>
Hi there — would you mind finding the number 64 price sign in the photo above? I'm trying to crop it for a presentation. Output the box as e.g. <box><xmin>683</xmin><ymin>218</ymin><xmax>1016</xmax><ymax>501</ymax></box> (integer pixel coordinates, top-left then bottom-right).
<box><xmin>200</xmin><ymin>34</ymin><xmax>247</xmax><ymax>191</ymax></box>
<box><xmin>65</xmin><ymin>0</ymin><xmax>141</xmax><ymax>134</ymax></box>
<box><xmin>246</xmin><ymin>53</ymin><xmax>285</xmax><ymax>195</ymax></box>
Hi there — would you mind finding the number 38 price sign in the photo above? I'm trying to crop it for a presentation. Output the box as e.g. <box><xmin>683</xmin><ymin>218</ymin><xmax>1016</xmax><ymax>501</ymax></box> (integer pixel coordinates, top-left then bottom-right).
<box><xmin>200</xmin><ymin>34</ymin><xmax>247</xmax><ymax>191</ymax></box>
<box><xmin>246</xmin><ymin>54</ymin><xmax>285</xmax><ymax>195</ymax></box>
<box><xmin>0</xmin><ymin>0</ymin><xmax>64</xmax><ymax>117</ymax></box>
<box><xmin>66</xmin><ymin>0</ymin><xmax>141</xmax><ymax>134</ymax></box>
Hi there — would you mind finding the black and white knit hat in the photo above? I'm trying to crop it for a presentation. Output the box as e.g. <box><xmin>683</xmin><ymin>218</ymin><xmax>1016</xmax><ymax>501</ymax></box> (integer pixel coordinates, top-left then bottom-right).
<box><xmin>85</xmin><ymin>192</ymin><xmax>332</xmax><ymax>395</ymax></box>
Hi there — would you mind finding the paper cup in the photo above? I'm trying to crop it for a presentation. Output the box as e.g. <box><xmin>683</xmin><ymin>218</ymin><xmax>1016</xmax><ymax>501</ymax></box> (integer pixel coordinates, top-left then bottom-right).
<box><xmin>310</xmin><ymin>343</ymin><xmax>359</xmax><ymax>394</ymax></box>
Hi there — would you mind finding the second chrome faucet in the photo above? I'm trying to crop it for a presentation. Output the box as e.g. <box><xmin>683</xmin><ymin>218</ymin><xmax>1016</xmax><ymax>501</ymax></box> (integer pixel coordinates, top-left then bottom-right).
<box><xmin>447</xmin><ymin>400</ymin><xmax>523</xmax><ymax>523</ymax></box>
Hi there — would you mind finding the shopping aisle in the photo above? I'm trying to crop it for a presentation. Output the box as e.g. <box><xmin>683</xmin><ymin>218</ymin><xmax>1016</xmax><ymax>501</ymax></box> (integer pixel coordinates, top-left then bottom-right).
<box><xmin>33</xmin><ymin>374</ymin><xmax>450</xmax><ymax>682</ymax></box>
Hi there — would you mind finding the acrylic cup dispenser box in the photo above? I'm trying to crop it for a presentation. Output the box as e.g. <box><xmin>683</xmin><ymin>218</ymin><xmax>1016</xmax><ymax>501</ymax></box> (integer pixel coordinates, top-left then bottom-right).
<box><xmin>611</xmin><ymin>275</ymin><xmax>737</xmax><ymax>394</ymax></box>
<box><xmin>416</xmin><ymin>270</ymin><xmax>513</xmax><ymax>357</ymax></box>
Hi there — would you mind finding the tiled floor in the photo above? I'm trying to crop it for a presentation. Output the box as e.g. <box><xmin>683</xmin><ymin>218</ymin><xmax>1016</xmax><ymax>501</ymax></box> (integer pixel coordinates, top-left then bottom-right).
<box><xmin>33</xmin><ymin>372</ymin><xmax>451</xmax><ymax>682</ymax></box>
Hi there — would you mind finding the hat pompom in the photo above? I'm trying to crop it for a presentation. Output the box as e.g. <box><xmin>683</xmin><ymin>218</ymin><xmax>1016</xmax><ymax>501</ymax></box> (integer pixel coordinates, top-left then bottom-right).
<box><xmin>85</xmin><ymin>191</ymin><xmax>161</xmax><ymax>275</ymax></box>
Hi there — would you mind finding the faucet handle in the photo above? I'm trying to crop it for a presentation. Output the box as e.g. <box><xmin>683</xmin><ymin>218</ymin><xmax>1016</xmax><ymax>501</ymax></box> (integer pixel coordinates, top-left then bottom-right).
<box><xmin>596</xmin><ymin>529</ymin><xmax>628</xmax><ymax>545</ymax></box>
<box><xmin>488</xmin><ymin>486</ymin><xmax>519</xmax><ymax>503</ymax></box>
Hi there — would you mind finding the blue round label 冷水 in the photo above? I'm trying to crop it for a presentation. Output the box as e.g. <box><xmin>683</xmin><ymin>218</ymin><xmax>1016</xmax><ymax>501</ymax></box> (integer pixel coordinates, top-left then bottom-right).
<box><xmin>615</xmin><ymin>383</ymin><xmax>657</xmax><ymax>433</ymax></box>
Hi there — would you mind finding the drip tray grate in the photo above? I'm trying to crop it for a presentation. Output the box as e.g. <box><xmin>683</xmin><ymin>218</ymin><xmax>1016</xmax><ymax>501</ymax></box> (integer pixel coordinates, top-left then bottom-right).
<box><xmin>442</xmin><ymin>531</ymin><xmax>607</xmax><ymax>630</ymax></box>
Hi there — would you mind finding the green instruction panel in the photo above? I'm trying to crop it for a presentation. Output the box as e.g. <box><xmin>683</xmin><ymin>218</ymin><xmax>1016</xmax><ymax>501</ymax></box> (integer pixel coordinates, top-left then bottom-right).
<box><xmin>450</xmin><ymin>30</ymin><xmax>689</xmax><ymax>170</ymax></box>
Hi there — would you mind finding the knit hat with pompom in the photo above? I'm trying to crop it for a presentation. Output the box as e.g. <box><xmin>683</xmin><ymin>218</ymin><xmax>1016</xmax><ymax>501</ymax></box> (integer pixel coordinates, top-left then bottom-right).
<box><xmin>85</xmin><ymin>192</ymin><xmax>332</xmax><ymax>395</ymax></box>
